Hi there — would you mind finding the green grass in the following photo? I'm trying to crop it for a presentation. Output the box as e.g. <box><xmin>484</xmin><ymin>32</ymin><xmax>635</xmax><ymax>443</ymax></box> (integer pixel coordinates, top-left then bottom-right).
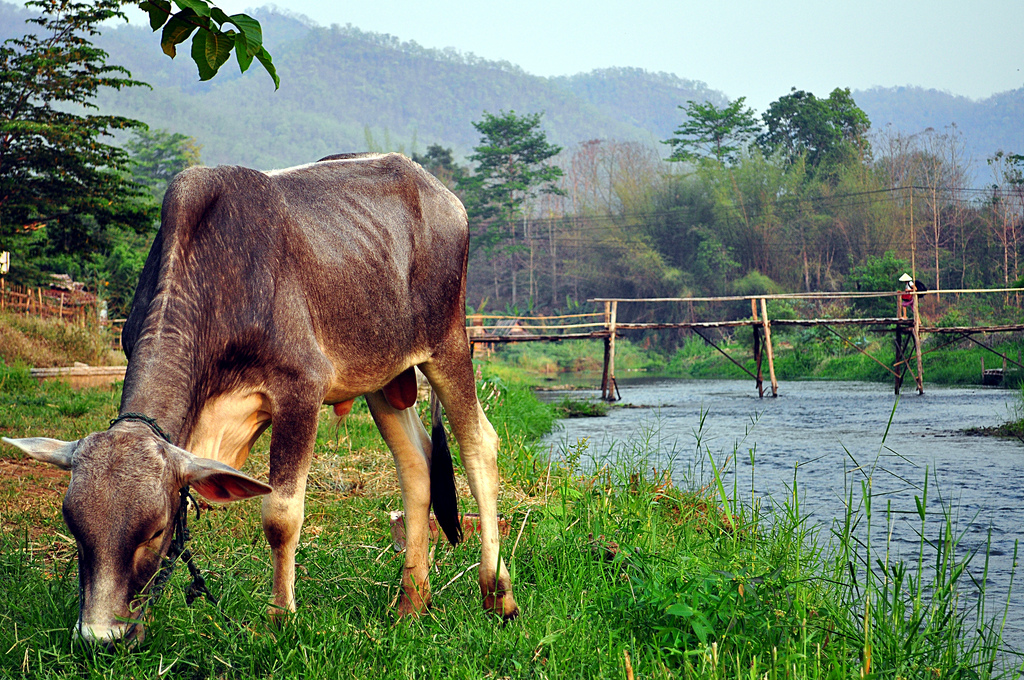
<box><xmin>552</xmin><ymin>397</ymin><xmax>609</xmax><ymax>418</ymax></box>
<box><xmin>0</xmin><ymin>368</ymin><xmax>1020</xmax><ymax>678</ymax></box>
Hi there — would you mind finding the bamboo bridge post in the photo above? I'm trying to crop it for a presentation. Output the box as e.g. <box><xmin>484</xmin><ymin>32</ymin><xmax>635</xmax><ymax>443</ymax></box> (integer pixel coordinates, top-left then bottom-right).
<box><xmin>759</xmin><ymin>298</ymin><xmax>778</xmax><ymax>397</ymax></box>
<box><xmin>601</xmin><ymin>302</ymin><xmax>610</xmax><ymax>397</ymax></box>
<box><xmin>601</xmin><ymin>301</ymin><xmax>619</xmax><ymax>401</ymax></box>
<box><xmin>912</xmin><ymin>293</ymin><xmax>924</xmax><ymax>394</ymax></box>
<box><xmin>894</xmin><ymin>325</ymin><xmax>905</xmax><ymax>395</ymax></box>
<box><xmin>751</xmin><ymin>299</ymin><xmax>764</xmax><ymax>397</ymax></box>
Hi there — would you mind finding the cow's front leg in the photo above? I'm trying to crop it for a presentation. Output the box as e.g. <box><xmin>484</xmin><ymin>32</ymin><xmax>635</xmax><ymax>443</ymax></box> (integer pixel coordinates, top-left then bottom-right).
<box><xmin>261</xmin><ymin>399</ymin><xmax>319</xmax><ymax>621</ymax></box>
<box><xmin>365</xmin><ymin>391</ymin><xmax>433</xmax><ymax>616</ymax></box>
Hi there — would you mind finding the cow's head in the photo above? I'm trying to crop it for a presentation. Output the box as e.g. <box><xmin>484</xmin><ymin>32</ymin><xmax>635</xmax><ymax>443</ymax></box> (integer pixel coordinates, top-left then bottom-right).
<box><xmin>3</xmin><ymin>425</ymin><xmax>271</xmax><ymax>646</ymax></box>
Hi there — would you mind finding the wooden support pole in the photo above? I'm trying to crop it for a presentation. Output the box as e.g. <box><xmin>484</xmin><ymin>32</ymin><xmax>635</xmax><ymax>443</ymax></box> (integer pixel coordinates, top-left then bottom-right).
<box><xmin>601</xmin><ymin>301</ymin><xmax>610</xmax><ymax>397</ymax></box>
<box><xmin>752</xmin><ymin>299</ymin><xmax>763</xmax><ymax>398</ymax></box>
<box><xmin>601</xmin><ymin>301</ymin><xmax>618</xmax><ymax>401</ymax></box>
<box><xmin>894</xmin><ymin>326</ymin><xmax>904</xmax><ymax>395</ymax></box>
<box><xmin>912</xmin><ymin>294</ymin><xmax>924</xmax><ymax>394</ymax></box>
<box><xmin>759</xmin><ymin>298</ymin><xmax>778</xmax><ymax>397</ymax></box>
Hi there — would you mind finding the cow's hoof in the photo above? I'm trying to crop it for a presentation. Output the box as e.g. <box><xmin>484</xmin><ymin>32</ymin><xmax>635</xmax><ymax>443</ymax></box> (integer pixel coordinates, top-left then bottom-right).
<box><xmin>266</xmin><ymin>604</ymin><xmax>294</xmax><ymax>627</ymax></box>
<box><xmin>483</xmin><ymin>593</ymin><xmax>520</xmax><ymax>621</ymax></box>
<box><xmin>397</xmin><ymin>591</ymin><xmax>431</xmax><ymax>618</ymax></box>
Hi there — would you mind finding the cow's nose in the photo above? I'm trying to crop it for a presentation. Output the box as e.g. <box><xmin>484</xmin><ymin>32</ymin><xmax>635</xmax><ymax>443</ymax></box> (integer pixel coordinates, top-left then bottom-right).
<box><xmin>74</xmin><ymin>620</ymin><xmax>141</xmax><ymax>648</ymax></box>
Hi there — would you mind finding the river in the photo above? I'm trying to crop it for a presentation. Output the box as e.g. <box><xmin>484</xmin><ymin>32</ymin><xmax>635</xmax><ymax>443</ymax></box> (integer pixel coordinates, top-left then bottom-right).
<box><xmin>540</xmin><ymin>378</ymin><xmax>1024</xmax><ymax>654</ymax></box>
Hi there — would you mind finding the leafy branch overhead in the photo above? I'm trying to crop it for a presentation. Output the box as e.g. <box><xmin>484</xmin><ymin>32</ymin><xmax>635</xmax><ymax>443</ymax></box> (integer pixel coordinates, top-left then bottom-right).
<box><xmin>138</xmin><ymin>0</ymin><xmax>279</xmax><ymax>88</ymax></box>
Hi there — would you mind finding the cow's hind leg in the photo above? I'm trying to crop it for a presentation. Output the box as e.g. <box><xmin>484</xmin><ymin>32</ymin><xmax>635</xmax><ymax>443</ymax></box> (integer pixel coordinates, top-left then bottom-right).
<box><xmin>262</xmin><ymin>396</ymin><xmax>321</xmax><ymax>621</ymax></box>
<box><xmin>365</xmin><ymin>390</ymin><xmax>434</xmax><ymax>616</ymax></box>
<box><xmin>421</xmin><ymin>344</ymin><xmax>519</xmax><ymax>619</ymax></box>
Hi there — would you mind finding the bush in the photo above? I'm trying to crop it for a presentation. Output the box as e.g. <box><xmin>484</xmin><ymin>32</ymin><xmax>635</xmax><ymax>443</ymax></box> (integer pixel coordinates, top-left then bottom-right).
<box><xmin>847</xmin><ymin>251</ymin><xmax>909</xmax><ymax>318</ymax></box>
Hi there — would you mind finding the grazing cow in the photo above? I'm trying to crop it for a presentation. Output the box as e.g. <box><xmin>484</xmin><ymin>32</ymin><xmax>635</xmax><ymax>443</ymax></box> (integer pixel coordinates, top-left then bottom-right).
<box><xmin>3</xmin><ymin>152</ymin><xmax>518</xmax><ymax>645</ymax></box>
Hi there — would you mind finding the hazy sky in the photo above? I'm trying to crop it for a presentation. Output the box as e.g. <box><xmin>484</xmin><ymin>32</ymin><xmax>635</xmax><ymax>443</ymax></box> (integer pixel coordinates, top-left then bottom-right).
<box><xmin>120</xmin><ymin>0</ymin><xmax>1023</xmax><ymax>113</ymax></box>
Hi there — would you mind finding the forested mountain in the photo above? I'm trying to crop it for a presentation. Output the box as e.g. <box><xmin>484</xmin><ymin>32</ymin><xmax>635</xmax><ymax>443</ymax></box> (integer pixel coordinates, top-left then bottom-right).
<box><xmin>1</xmin><ymin>2</ymin><xmax>1020</xmax><ymax>172</ymax></box>
<box><xmin>854</xmin><ymin>85</ymin><xmax>1024</xmax><ymax>182</ymax></box>
<box><xmin>71</xmin><ymin>7</ymin><xmax>718</xmax><ymax>168</ymax></box>
<box><xmin>551</xmin><ymin>68</ymin><xmax>728</xmax><ymax>143</ymax></box>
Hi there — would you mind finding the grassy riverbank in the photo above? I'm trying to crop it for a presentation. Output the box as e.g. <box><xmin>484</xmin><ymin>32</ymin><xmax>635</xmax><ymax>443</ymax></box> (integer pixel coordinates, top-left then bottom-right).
<box><xmin>0</xmin><ymin>364</ymin><xmax>1020</xmax><ymax>678</ymax></box>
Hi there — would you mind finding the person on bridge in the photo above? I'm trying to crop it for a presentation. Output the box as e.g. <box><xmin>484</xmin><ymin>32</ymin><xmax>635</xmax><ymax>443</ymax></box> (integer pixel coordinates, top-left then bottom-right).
<box><xmin>899</xmin><ymin>273</ymin><xmax>916</xmax><ymax>319</ymax></box>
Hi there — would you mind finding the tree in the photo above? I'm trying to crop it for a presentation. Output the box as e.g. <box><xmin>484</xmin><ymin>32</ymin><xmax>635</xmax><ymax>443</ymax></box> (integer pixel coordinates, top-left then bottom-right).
<box><xmin>137</xmin><ymin>0</ymin><xmax>278</xmax><ymax>88</ymax></box>
<box><xmin>412</xmin><ymin>144</ymin><xmax>465</xmax><ymax>190</ymax></box>
<box><xmin>759</xmin><ymin>87</ymin><xmax>871</xmax><ymax>179</ymax></box>
<box><xmin>124</xmin><ymin>127</ymin><xmax>202</xmax><ymax>200</ymax></box>
<box><xmin>458</xmin><ymin>111</ymin><xmax>563</xmax><ymax>305</ymax></box>
<box><xmin>847</xmin><ymin>251</ymin><xmax>910</xmax><ymax>318</ymax></box>
<box><xmin>0</xmin><ymin>0</ymin><xmax>156</xmax><ymax>284</ymax></box>
<box><xmin>663</xmin><ymin>97</ymin><xmax>761</xmax><ymax>165</ymax></box>
<box><xmin>986</xmin><ymin>150</ymin><xmax>1024</xmax><ymax>292</ymax></box>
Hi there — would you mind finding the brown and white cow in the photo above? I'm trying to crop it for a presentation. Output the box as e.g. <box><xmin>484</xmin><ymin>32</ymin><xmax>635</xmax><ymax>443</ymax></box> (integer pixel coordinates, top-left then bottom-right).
<box><xmin>3</xmin><ymin>152</ymin><xmax>518</xmax><ymax>645</ymax></box>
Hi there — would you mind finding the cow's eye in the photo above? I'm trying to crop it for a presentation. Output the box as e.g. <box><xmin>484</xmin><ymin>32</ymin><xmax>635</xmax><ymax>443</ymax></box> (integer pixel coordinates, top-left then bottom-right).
<box><xmin>149</xmin><ymin>528</ymin><xmax>165</xmax><ymax>542</ymax></box>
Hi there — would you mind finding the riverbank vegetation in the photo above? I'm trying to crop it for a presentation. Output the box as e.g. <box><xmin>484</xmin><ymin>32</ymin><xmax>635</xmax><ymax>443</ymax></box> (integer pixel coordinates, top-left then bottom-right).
<box><xmin>477</xmin><ymin>327</ymin><xmax>1024</xmax><ymax>389</ymax></box>
<box><xmin>1</xmin><ymin>366</ymin><xmax>1019</xmax><ymax>677</ymax></box>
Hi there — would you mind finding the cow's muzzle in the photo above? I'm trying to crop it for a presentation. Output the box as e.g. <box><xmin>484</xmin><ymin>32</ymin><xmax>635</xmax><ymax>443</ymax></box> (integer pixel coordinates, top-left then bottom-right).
<box><xmin>74</xmin><ymin>619</ymin><xmax>145</xmax><ymax>649</ymax></box>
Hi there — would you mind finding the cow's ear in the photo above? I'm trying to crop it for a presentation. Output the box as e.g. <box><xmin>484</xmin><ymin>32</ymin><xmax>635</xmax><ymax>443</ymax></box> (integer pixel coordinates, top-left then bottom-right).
<box><xmin>184</xmin><ymin>456</ymin><xmax>273</xmax><ymax>502</ymax></box>
<box><xmin>2</xmin><ymin>437</ymin><xmax>78</xmax><ymax>470</ymax></box>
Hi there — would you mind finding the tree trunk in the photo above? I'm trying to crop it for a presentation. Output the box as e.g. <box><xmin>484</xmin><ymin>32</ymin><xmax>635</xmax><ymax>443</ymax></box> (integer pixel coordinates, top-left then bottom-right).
<box><xmin>932</xmin><ymin>186</ymin><xmax>941</xmax><ymax>302</ymax></box>
<box><xmin>549</xmin><ymin>216</ymin><xmax>558</xmax><ymax>307</ymax></box>
<box><xmin>526</xmin><ymin>213</ymin><xmax>535</xmax><ymax>302</ymax></box>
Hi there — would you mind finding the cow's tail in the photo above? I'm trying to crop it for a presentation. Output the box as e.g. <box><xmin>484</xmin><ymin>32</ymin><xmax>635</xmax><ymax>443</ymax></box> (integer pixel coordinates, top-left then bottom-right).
<box><xmin>430</xmin><ymin>391</ymin><xmax>463</xmax><ymax>546</ymax></box>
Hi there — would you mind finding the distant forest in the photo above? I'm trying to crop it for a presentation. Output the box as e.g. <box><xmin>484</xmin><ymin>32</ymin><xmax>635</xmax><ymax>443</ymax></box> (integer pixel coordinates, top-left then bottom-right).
<box><xmin>1</xmin><ymin>1</ymin><xmax>1023</xmax><ymax>331</ymax></box>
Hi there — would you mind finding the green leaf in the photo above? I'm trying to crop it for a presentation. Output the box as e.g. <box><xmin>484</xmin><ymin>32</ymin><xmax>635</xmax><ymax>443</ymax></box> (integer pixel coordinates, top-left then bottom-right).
<box><xmin>139</xmin><ymin>0</ymin><xmax>172</xmax><ymax>31</ymax></box>
<box><xmin>665</xmin><ymin>602</ymin><xmax>695</xmax><ymax>618</ymax></box>
<box><xmin>915</xmin><ymin>495</ymin><xmax>926</xmax><ymax>521</ymax></box>
<box><xmin>190</xmin><ymin>28</ymin><xmax>232</xmax><ymax>81</ymax></box>
<box><xmin>233</xmin><ymin>32</ymin><xmax>253</xmax><ymax>73</ymax></box>
<box><xmin>172</xmin><ymin>0</ymin><xmax>211</xmax><ymax>17</ymax></box>
<box><xmin>254</xmin><ymin>46</ymin><xmax>280</xmax><ymax>90</ymax></box>
<box><xmin>204</xmin><ymin>28</ymin><xmax>233</xmax><ymax>73</ymax></box>
<box><xmin>691</xmin><ymin>614</ymin><xmax>714</xmax><ymax>644</ymax></box>
<box><xmin>189</xmin><ymin>30</ymin><xmax>215</xmax><ymax>80</ymax></box>
<box><xmin>209</xmin><ymin>7</ymin><xmax>231</xmax><ymax>26</ymax></box>
<box><xmin>160</xmin><ymin>9</ymin><xmax>200</xmax><ymax>58</ymax></box>
<box><xmin>227</xmin><ymin>13</ymin><xmax>264</xmax><ymax>56</ymax></box>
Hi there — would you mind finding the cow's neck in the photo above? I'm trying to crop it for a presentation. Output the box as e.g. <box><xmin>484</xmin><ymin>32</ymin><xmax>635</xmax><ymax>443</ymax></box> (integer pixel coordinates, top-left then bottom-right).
<box><xmin>120</xmin><ymin>327</ymin><xmax>272</xmax><ymax>470</ymax></box>
<box><xmin>119</xmin><ymin>330</ymin><xmax>204</xmax><ymax>447</ymax></box>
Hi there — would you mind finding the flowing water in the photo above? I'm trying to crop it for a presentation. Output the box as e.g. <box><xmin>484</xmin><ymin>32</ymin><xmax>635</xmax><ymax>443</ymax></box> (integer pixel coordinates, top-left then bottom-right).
<box><xmin>540</xmin><ymin>378</ymin><xmax>1024</xmax><ymax>653</ymax></box>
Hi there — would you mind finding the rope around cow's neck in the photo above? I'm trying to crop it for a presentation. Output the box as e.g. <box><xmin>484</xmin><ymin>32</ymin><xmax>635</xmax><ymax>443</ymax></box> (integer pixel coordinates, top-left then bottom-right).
<box><xmin>109</xmin><ymin>412</ymin><xmax>174</xmax><ymax>444</ymax></box>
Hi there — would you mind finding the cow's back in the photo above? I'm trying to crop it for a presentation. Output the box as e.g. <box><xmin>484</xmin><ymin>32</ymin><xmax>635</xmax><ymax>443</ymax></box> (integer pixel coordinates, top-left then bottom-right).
<box><xmin>122</xmin><ymin>153</ymin><xmax>469</xmax><ymax>423</ymax></box>
<box><xmin>266</xmin><ymin>154</ymin><xmax>469</xmax><ymax>379</ymax></box>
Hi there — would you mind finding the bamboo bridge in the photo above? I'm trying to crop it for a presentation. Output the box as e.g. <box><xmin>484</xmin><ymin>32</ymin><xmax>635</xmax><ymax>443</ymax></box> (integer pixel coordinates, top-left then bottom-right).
<box><xmin>467</xmin><ymin>289</ymin><xmax>1024</xmax><ymax>401</ymax></box>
